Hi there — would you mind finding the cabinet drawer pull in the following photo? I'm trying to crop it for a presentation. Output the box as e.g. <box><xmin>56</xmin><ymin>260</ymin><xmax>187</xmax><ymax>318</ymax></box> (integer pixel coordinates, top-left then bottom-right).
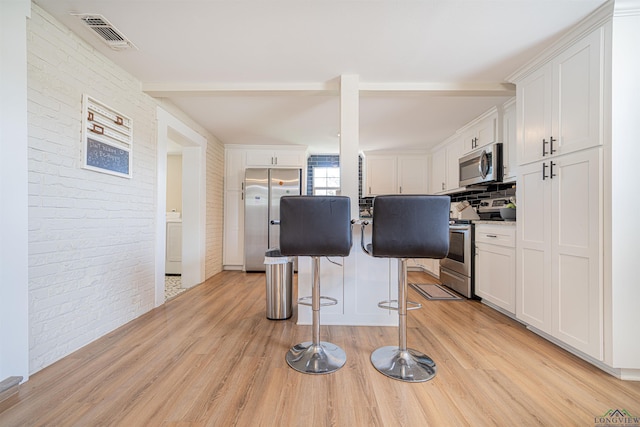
<box><xmin>550</xmin><ymin>136</ymin><xmax>556</xmax><ymax>154</ymax></box>
<box><xmin>542</xmin><ymin>162</ymin><xmax>548</xmax><ymax>180</ymax></box>
<box><xmin>487</xmin><ymin>234</ymin><xmax>498</xmax><ymax>238</ymax></box>
<box><xmin>542</xmin><ymin>138</ymin><xmax>549</xmax><ymax>156</ymax></box>
<box><xmin>550</xmin><ymin>161</ymin><xmax>556</xmax><ymax>179</ymax></box>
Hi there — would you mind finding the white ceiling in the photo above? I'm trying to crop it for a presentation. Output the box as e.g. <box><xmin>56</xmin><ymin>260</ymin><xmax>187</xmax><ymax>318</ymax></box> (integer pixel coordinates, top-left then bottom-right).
<box><xmin>34</xmin><ymin>0</ymin><xmax>607</xmax><ymax>154</ymax></box>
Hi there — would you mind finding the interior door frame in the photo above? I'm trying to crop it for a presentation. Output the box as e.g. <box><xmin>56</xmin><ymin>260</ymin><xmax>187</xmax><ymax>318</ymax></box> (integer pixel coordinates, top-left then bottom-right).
<box><xmin>155</xmin><ymin>107</ymin><xmax>207</xmax><ymax>306</ymax></box>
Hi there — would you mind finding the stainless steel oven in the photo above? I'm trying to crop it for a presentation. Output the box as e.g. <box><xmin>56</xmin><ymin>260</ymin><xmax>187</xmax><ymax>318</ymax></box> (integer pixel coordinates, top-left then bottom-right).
<box><xmin>440</xmin><ymin>221</ymin><xmax>474</xmax><ymax>298</ymax></box>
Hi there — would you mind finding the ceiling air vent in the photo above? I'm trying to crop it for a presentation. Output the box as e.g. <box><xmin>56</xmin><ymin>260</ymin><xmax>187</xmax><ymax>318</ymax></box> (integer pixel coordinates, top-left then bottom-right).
<box><xmin>72</xmin><ymin>13</ymin><xmax>137</xmax><ymax>51</ymax></box>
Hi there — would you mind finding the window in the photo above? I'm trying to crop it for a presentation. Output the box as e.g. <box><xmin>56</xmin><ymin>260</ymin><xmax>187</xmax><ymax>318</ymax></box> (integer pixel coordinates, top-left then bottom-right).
<box><xmin>313</xmin><ymin>166</ymin><xmax>340</xmax><ymax>195</ymax></box>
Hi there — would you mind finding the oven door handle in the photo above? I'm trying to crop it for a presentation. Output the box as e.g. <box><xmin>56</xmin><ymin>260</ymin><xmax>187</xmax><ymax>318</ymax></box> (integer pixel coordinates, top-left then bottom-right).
<box><xmin>449</xmin><ymin>225</ymin><xmax>471</xmax><ymax>231</ymax></box>
<box><xmin>479</xmin><ymin>150</ymin><xmax>489</xmax><ymax>178</ymax></box>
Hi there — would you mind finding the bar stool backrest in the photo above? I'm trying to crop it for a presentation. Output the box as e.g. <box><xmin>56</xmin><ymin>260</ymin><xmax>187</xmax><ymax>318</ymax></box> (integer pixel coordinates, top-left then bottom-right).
<box><xmin>279</xmin><ymin>196</ymin><xmax>352</xmax><ymax>257</ymax></box>
<box><xmin>371</xmin><ymin>195</ymin><xmax>450</xmax><ymax>259</ymax></box>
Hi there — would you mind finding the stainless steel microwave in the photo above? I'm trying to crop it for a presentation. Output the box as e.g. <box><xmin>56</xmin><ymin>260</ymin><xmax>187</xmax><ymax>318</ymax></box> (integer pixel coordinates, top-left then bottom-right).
<box><xmin>458</xmin><ymin>143</ymin><xmax>503</xmax><ymax>187</ymax></box>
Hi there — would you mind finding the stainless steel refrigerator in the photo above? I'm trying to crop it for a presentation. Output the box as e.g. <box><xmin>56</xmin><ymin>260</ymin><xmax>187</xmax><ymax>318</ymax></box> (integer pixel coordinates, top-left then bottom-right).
<box><xmin>244</xmin><ymin>168</ymin><xmax>302</xmax><ymax>271</ymax></box>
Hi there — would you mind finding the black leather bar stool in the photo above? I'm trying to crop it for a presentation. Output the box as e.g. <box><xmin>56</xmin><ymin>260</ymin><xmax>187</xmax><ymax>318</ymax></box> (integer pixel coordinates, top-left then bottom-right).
<box><xmin>361</xmin><ymin>195</ymin><xmax>450</xmax><ymax>382</ymax></box>
<box><xmin>279</xmin><ymin>196</ymin><xmax>353</xmax><ymax>374</ymax></box>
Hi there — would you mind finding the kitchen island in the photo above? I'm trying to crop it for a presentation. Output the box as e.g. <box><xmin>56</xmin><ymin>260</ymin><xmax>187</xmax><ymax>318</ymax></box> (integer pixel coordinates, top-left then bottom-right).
<box><xmin>296</xmin><ymin>221</ymin><xmax>399</xmax><ymax>326</ymax></box>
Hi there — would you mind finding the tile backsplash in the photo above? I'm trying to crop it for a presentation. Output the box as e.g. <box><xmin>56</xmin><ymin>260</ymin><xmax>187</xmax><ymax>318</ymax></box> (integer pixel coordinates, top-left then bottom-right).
<box><xmin>449</xmin><ymin>183</ymin><xmax>517</xmax><ymax>209</ymax></box>
<box><xmin>308</xmin><ymin>154</ymin><xmax>515</xmax><ymax>215</ymax></box>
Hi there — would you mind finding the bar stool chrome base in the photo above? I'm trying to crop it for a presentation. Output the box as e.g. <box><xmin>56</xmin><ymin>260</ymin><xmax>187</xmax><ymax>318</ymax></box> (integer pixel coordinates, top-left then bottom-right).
<box><xmin>286</xmin><ymin>341</ymin><xmax>347</xmax><ymax>374</ymax></box>
<box><xmin>371</xmin><ymin>346</ymin><xmax>436</xmax><ymax>382</ymax></box>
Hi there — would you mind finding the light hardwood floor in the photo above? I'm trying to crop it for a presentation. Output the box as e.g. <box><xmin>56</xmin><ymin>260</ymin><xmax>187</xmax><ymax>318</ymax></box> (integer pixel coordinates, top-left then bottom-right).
<box><xmin>1</xmin><ymin>271</ymin><xmax>639</xmax><ymax>426</ymax></box>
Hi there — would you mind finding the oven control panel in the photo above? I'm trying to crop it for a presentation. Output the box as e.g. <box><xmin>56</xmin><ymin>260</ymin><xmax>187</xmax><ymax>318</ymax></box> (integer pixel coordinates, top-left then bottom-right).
<box><xmin>477</xmin><ymin>198</ymin><xmax>510</xmax><ymax>213</ymax></box>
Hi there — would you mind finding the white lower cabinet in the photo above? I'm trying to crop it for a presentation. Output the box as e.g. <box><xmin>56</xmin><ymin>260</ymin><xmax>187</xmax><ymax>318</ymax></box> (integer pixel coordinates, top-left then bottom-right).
<box><xmin>475</xmin><ymin>224</ymin><xmax>516</xmax><ymax>314</ymax></box>
<box><xmin>516</xmin><ymin>147</ymin><xmax>602</xmax><ymax>359</ymax></box>
<box><xmin>407</xmin><ymin>258</ymin><xmax>439</xmax><ymax>277</ymax></box>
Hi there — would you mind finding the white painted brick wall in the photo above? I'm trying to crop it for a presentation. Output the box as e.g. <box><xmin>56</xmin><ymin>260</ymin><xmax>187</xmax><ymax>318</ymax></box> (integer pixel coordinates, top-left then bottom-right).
<box><xmin>206</xmin><ymin>140</ymin><xmax>225</xmax><ymax>279</ymax></box>
<box><xmin>27</xmin><ymin>5</ymin><xmax>158</xmax><ymax>373</ymax></box>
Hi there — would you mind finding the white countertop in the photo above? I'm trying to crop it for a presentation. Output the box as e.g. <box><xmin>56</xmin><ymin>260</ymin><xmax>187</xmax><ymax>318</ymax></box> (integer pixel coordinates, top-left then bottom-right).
<box><xmin>473</xmin><ymin>220</ymin><xmax>516</xmax><ymax>226</ymax></box>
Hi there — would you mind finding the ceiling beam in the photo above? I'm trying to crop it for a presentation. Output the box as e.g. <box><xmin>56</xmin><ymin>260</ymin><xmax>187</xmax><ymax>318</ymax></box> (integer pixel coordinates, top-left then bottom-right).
<box><xmin>142</xmin><ymin>81</ymin><xmax>515</xmax><ymax>98</ymax></box>
<box><xmin>359</xmin><ymin>82</ymin><xmax>515</xmax><ymax>97</ymax></box>
<box><xmin>142</xmin><ymin>82</ymin><xmax>339</xmax><ymax>97</ymax></box>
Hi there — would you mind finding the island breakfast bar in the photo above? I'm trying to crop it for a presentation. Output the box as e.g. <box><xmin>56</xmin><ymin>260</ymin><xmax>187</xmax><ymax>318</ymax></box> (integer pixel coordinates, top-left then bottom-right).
<box><xmin>295</xmin><ymin>221</ymin><xmax>399</xmax><ymax>326</ymax></box>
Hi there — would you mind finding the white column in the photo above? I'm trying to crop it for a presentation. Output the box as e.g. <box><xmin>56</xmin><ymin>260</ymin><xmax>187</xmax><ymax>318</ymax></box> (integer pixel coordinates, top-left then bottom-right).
<box><xmin>340</xmin><ymin>75</ymin><xmax>361</xmax><ymax>326</ymax></box>
<box><xmin>339</xmin><ymin>74</ymin><xmax>360</xmax><ymax>219</ymax></box>
<box><xmin>0</xmin><ymin>0</ymin><xmax>31</xmax><ymax>381</ymax></box>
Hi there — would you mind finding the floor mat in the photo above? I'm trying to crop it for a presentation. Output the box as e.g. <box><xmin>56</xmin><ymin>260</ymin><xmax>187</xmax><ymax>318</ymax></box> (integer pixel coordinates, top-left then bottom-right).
<box><xmin>409</xmin><ymin>283</ymin><xmax>463</xmax><ymax>301</ymax></box>
<box><xmin>165</xmin><ymin>275</ymin><xmax>186</xmax><ymax>301</ymax></box>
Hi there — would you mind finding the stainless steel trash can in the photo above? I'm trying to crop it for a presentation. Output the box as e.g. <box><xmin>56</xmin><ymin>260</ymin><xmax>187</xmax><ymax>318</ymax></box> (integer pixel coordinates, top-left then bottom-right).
<box><xmin>264</xmin><ymin>249</ymin><xmax>293</xmax><ymax>320</ymax></box>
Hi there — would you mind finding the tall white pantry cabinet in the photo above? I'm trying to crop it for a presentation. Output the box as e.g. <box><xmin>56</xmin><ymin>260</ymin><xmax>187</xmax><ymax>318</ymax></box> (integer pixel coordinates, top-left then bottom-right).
<box><xmin>511</xmin><ymin>2</ymin><xmax>640</xmax><ymax>379</ymax></box>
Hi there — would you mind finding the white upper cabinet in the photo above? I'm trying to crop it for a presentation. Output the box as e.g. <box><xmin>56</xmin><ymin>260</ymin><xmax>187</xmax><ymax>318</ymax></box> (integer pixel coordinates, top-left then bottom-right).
<box><xmin>397</xmin><ymin>155</ymin><xmax>429</xmax><ymax>194</ymax></box>
<box><xmin>245</xmin><ymin>148</ymin><xmax>306</xmax><ymax>167</ymax></box>
<box><xmin>430</xmin><ymin>135</ymin><xmax>463</xmax><ymax>194</ymax></box>
<box><xmin>429</xmin><ymin>145</ymin><xmax>447</xmax><ymax>194</ymax></box>
<box><xmin>517</xmin><ymin>28</ymin><xmax>603</xmax><ymax>165</ymax></box>
<box><xmin>365</xmin><ymin>155</ymin><xmax>397</xmax><ymax>196</ymax></box>
<box><xmin>517</xmin><ymin>63</ymin><xmax>552</xmax><ymax>165</ymax></box>
<box><xmin>460</xmin><ymin>108</ymin><xmax>498</xmax><ymax>154</ymax></box>
<box><xmin>445</xmin><ymin>137</ymin><xmax>464</xmax><ymax>191</ymax></box>
<box><xmin>502</xmin><ymin>98</ymin><xmax>517</xmax><ymax>182</ymax></box>
<box><xmin>365</xmin><ymin>153</ymin><xmax>428</xmax><ymax>196</ymax></box>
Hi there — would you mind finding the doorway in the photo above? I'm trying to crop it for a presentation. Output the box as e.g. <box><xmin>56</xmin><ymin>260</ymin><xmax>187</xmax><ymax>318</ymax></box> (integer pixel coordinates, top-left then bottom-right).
<box><xmin>155</xmin><ymin>108</ymin><xmax>207</xmax><ymax>307</ymax></box>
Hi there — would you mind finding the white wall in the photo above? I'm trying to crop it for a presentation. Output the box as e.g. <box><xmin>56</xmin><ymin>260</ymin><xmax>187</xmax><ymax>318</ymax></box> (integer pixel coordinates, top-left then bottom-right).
<box><xmin>0</xmin><ymin>0</ymin><xmax>30</xmax><ymax>382</ymax></box>
<box><xmin>166</xmin><ymin>154</ymin><xmax>183</xmax><ymax>213</ymax></box>
<box><xmin>610</xmin><ymin>4</ymin><xmax>640</xmax><ymax>370</ymax></box>
<box><xmin>26</xmin><ymin>4</ymin><xmax>158</xmax><ymax>373</ymax></box>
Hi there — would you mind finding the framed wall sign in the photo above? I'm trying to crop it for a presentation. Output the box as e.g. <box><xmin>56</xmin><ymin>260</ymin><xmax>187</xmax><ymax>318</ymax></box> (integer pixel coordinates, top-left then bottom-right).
<box><xmin>81</xmin><ymin>94</ymin><xmax>133</xmax><ymax>178</ymax></box>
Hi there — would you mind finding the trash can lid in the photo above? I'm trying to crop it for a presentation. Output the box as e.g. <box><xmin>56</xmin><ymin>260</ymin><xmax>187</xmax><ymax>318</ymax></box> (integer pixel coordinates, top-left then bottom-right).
<box><xmin>265</xmin><ymin>248</ymin><xmax>282</xmax><ymax>257</ymax></box>
<box><xmin>264</xmin><ymin>257</ymin><xmax>289</xmax><ymax>264</ymax></box>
